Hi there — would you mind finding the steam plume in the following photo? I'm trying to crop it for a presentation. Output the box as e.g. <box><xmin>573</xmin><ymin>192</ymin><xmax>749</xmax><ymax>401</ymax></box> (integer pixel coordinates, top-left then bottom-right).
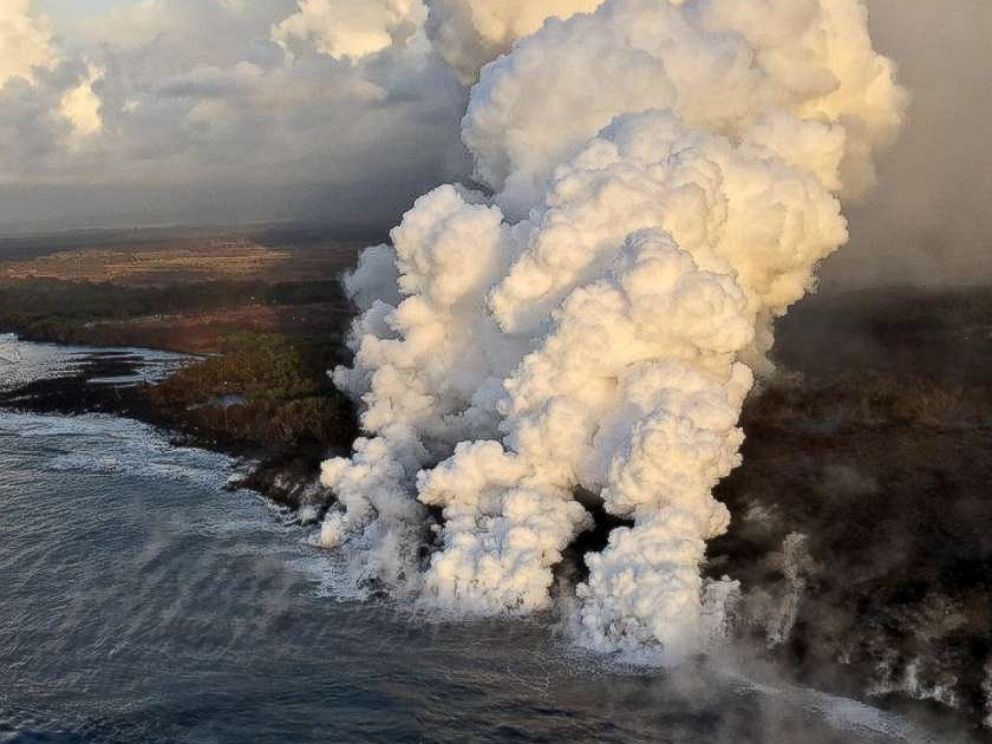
<box><xmin>321</xmin><ymin>0</ymin><xmax>905</xmax><ymax>658</ymax></box>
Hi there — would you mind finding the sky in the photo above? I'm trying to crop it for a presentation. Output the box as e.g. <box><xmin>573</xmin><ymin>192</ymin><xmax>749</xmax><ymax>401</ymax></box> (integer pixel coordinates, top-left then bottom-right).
<box><xmin>822</xmin><ymin>0</ymin><xmax>992</xmax><ymax>290</ymax></box>
<box><xmin>0</xmin><ymin>0</ymin><xmax>472</xmax><ymax>231</ymax></box>
<box><xmin>0</xmin><ymin>0</ymin><xmax>988</xmax><ymax>287</ymax></box>
<box><xmin>40</xmin><ymin>0</ymin><xmax>146</xmax><ymax>23</ymax></box>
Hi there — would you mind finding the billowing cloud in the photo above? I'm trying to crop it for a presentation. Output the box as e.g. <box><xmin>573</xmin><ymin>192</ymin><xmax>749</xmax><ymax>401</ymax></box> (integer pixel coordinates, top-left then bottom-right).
<box><xmin>273</xmin><ymin>0</ymin><xmax>427</xmax><ymax>61</ymax></box>
<box><xmin>0</xmin><ymin>0</ymin><xmax>57</xmax><ymax>87</ymax></box>
<box><xmin>0</xmin><ymin>1</ymin><xmax>106</xmax><ymax>173</ymax></box>
<box><xmin>424</xmin><ymin>0</ymin><xmax>603</xmax><ymax>83</ymax></box>
<box><xmin>59</xmin><ymin>64</ymin><xmax>104</xmax><ymax>143</ymax></box>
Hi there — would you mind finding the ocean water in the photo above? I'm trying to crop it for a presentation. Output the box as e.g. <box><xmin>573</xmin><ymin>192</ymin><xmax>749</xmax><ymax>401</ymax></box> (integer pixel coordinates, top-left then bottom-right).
<box><xmin>0</xmin><ymin>338</ymin><xmax>943</xmax><ymax>743</ymax></box>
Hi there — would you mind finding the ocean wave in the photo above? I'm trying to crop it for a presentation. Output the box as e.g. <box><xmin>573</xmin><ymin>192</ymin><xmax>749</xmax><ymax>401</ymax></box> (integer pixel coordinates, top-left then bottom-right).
<box><xmin>0</xmin><ymin>411</ymin><xmax>235</xmax><ymax>488</ymax></box>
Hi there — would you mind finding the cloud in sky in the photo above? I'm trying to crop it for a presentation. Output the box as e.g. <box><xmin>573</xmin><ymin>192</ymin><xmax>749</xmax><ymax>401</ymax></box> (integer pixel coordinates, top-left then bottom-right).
<box><xmin>424</xmin><ymin>0</ymin><xmax>602</xmax><ymax>83</ymax></box>
<box><xmin>0</xmin><ymin>0</ymin><xmax>472</xmax><ymax>229</ymax></box>
<box><xmin>273</xmin><ymin>0</ymin><xmax>428</xmax><ymax>62</ymax></box>
<box><xmin>0</xmin><ymin>0</ymin><xmax>58</xmax><ymax>87</ymax></box>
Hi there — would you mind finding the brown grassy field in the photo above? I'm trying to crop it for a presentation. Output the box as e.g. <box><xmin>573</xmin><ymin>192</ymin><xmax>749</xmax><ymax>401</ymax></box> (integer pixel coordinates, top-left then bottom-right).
<box><xmin>0</xmin><ymin>238</ymin><xmax>364</xmax><ymax>286</ymax></box>
<box><xmin>0</xmin><ymin>226</ymin><xmax>369</xmax><ymax>354</ymax></box>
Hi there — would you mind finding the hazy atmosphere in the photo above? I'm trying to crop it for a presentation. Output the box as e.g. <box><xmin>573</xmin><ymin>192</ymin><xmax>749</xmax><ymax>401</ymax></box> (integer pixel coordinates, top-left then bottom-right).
<box><xmin>0</xmin><ymin>0</ymin><xmax>988</xmax><ymax>286</ymax></box>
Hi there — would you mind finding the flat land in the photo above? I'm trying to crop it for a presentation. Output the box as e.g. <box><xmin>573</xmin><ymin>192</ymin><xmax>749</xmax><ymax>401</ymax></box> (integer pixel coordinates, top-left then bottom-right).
<box><xmin>0</xmin><ymin>237</ymin><xmax>362</xmax><ymax>286</ymax></box>
<box><xmin>0</xmin><ymin>226</ymin><xmax>372</xmax><ymax>354</ymax></box>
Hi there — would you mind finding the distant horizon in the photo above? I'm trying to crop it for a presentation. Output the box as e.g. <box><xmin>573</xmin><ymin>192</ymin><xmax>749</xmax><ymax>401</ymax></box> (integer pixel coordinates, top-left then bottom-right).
<box><xmin>0</xmin><ymin>217</ymin><xmax>393</xmax><ymax>241</ymax></box>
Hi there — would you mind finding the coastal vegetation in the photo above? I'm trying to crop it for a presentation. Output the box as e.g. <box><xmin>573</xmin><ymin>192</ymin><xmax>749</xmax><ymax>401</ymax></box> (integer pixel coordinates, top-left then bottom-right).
<box><xmin>150</xmin><ymin>331</ymin><xmax>357</xmax><ymax>450</ymax></box>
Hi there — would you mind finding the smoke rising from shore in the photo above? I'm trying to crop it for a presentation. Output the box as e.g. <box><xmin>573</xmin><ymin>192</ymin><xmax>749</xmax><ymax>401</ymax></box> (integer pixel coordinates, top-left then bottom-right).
<box><xmin>322</xmin><ymin>0</ymin><xmax>905</xmax><ymax>658</ymax></box>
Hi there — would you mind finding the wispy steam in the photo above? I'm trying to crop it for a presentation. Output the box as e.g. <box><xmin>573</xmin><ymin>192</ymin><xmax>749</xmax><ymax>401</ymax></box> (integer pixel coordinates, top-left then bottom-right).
<box><xmin>322</xmin><ymin>0</ymin><xmax>906</xmax><ymax>659</ymax></box>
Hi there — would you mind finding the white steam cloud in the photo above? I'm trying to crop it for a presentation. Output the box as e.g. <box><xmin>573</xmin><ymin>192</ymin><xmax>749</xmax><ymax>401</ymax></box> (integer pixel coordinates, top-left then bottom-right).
<box><xmin>322</xmin><ymin>0</ymin><xmax>905</xmax><ymax>659</ymax></box>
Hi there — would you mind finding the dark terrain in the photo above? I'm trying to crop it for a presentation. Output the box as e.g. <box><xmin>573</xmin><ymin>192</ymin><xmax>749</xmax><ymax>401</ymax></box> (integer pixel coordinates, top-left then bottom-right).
<box><xmin>710</xmin><ymin>287</ymin><xmax>992</xmax><ymax>733</ymax></box>
<box><xmin>1</xmin><ymin>230</ymin><xmax>991</xmax><ymax>733</ymax></box>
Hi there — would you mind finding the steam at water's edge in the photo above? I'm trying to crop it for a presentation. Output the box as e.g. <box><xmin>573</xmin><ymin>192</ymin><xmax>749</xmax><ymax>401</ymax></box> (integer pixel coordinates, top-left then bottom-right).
<box><xmin>320</xmin><ymin>0</ymin><xmax>906</xmax><ymax>658</ymax></box>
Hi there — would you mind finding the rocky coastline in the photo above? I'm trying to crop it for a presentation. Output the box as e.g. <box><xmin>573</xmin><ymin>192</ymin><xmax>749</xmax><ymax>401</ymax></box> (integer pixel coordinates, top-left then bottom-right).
<box><xmin>0</xmin><ymin>338</ymin><xmax>354</xmax><ymax>518</ymax></box>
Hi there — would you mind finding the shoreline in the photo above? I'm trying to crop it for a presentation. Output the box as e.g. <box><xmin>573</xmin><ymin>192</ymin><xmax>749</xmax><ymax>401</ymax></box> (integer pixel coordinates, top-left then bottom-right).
<box><xmin>0</xmin><ymin>334</ymin><xmax>348</xmax><ymax>517</ymax></box>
